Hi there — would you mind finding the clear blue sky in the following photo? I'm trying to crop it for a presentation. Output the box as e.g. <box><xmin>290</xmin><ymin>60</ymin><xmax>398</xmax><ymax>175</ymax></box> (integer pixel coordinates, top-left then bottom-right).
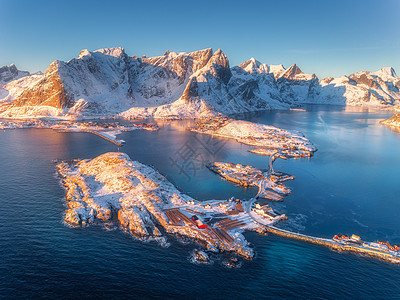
<box><xmin>0</xmin><ymin>0</ymin><xmax>399</xmax><ymax>78</ymax></box>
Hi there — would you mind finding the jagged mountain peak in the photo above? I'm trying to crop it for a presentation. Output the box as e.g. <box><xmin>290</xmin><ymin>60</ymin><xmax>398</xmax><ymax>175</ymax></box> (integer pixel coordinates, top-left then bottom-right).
<box><xmin>378</xmin><ymin>67</ymin><xmax>397</xmax><ymax>77</ymax></box>
<box><xmin>187</xmin><ymin>48</ymin><xmax>213</xmax><ymax>73</ymax></box>
<box><xmin>268</xmin><ymin>64</ymin><xmax>286</xmax><ymax>78</ymax></box>
<box><xmin>371</xmin><ymin>67</ymin><xmax>398</xmax><ymax>82</ymax></box>
<box><xmin>207</xmin><ymin>49</ymin><xmax>230</xmax><ymax>69</ymax></box>
<box><xmin>0</xmin><ymin>64</ymin><xmax>18</xmax><ymax>76</ymax></box>
<box><xmin>198</xmin><ymin>49</ymin><xmax>232</xmax><ymax>85</ymax></box>
<box><xmin>45</xmin><ymin>60</ymin><xmax>61</xmax><ymax>72</ymax></box>
<box><xmin>279</xmin><ymin>63</ymin><xmax>317</xmax><ymax>81</ymax></box>
<box><xmin>281</xmin><ymin>64</ymin><xmax>302</xmax><ymax>78</ymax></box>
<box><xmin>78</xmin><ymin>47</ymin><xmax>127</xmax><ymax>60</ymax></box>
<box><xmin>2</xmin><ymin>47</ymin><xmax>400</xmax><ymax>119</ymax></box>
<box><xmin>0</xmin><ymin>64</ymin><xmax>30</xmax><ymax>83</ymax></box>
<box><xmin>347</xmin><ymin>67</ymin><xmax>400</xmax><ymax>92</ymax></box>
<box><xmin>78</xmin><ymin>49</ymin><xmax>91</xmax><ymax>59</ymax></box>
<box><xmin>249</xmin><ymin>57</ymin><xmax>260</xmax><ymax>65</ymax></box>
<box><xmin>139</xmin><ymin>48</ymin><xmax>213</xmax><ymax>83</ymax></box>
<box><xmin>237</xmin><ymin>58</ymin><xmax>266</xmax><ymax>74</ymax></box>
<box><xmin>8</xmin><ymin>64</ymin><xmax>17</xmax><ymax>71</ymax></box>
<box><xmin>94</xmin><ymin>47</ymin><xmax>126</xmax><ymax>58</ymax></box>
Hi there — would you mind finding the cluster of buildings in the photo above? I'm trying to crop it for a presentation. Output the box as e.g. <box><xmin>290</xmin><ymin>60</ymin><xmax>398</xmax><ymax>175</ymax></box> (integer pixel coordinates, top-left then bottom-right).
<box><xmin>253</xmin><ymin>203</ymin><xmax>286</xmax><ymax>221</ymax></box>
<box><xmin>190</xmin><ymin>116</ymin><xmax>230</xmax><ymax>133</ymax></box>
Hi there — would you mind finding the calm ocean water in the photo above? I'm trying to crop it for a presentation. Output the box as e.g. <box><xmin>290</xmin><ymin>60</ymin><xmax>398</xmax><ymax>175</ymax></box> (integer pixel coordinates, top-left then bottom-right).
<box><xmin>1</xmin><ymin>105</ymin><xmax>400</xmax><ymax>298</ymax></box>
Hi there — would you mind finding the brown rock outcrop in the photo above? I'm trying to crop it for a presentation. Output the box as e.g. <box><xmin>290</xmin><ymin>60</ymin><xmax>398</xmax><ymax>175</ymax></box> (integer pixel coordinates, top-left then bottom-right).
<box><xmin>349</xmin><ymin>73</ymin><xmax>379</xmax><ymax>89</ymax></box>
<box><xmin>13</xmin><ymin>61</ymin><xmax>72</xmax><ymax>108</ymax></box>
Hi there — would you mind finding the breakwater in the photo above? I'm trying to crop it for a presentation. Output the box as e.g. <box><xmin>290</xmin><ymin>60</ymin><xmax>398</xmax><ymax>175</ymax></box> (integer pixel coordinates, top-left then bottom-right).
<box><xmin>266</xmin><ymin>226</ymin><xmax>400</xmax><ymax>264</ymax></box>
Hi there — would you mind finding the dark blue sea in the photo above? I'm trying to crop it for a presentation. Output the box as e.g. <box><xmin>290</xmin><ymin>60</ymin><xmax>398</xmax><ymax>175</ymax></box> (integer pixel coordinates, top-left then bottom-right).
<box><xmin>1</xmin><ymin>105</ymin><xmax>400</xmax><ymax>299</ymax></box>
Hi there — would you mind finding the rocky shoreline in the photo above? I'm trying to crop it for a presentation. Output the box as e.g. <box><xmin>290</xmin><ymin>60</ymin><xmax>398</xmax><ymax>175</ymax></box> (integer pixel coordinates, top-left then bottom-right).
<box><xmin>381</xmin><ymin>113</ymin><xmax>400</xmax><ymax>131</ymax></box>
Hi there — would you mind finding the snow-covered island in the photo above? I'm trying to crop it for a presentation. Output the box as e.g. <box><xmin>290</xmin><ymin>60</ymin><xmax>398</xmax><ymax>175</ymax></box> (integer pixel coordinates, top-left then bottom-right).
<box><xmin>208</xmin><ymin>162</ymin><xmax>293</xmax><ymax>200</ymax></box>
<box><xmin>56</xmin><ymin>152</ymin><xmax>287</xmax><ymax>265</ymax></box>
<box><xmin>0</xmin><ymin>119</ymin><xmax>158</xmax><ymax>146</ymax></box>
<box><xmin>0</xmin><ymin>119</ymin><xmax>158</xmax><ymax>131</ymax></box>
<box><xmin>191</xmin><ymin>116</ymin><xmax>317</xmax><ymax>158</ymax></box>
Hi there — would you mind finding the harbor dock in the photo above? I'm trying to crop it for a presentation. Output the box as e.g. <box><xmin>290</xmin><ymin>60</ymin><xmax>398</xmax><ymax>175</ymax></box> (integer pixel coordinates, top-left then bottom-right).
<box><xmin>266</xmin><ymin>226</ymin><xmax>400</xmax><ymax>264</ymax></box>
<box><xmin>87</xmin><ymin>130</ymin><xmax>125</xmax><ymax>147</ymax></box>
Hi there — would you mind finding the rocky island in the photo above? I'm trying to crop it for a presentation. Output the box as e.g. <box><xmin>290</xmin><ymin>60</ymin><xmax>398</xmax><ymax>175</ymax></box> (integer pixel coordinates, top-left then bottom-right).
<box><xmin>381</xmin><ymin>113</ymin><xmax>400</xmax><ymax>130</ymax></box>
<box><xmin>56</xmin><ymin>152</ymin><xmax>288</xmax><ymax>265</ymax></box>
<box><xmin>191</xmin><ymin>116</ymin><xmax>317</xmax><ymax>158</ymax></box>
<box><xmin>208</xmin><ymin>162</ymin><xmax>292</xmax><ymax>200</ymax></box>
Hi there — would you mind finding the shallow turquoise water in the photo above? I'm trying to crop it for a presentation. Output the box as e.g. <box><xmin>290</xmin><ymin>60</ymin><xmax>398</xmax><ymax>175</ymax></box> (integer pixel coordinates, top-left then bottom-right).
<box><xmin>1</xmin><ymin>105</ymin><xmax>399</xmax><ymax>298</ymax></box>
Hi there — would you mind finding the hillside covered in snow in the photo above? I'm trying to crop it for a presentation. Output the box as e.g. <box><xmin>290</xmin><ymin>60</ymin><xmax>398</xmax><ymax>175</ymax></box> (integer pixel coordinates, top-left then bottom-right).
<box><xmin>1</xmin><ymin>47</ymin><xmax>400</xmax><ymax>119</ymax></box>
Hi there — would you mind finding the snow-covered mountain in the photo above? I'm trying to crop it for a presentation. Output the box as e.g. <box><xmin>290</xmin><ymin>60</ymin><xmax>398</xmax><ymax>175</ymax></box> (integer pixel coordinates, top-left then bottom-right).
<box><xmin>316</xmin><ymin>67</ymin><xmax>400</xmax><ymax>106</ymax></box>
<box><xmin>1</xmin><ymin>47</ymin><xmax>399</xmax><ymax>119</ymax></box>
<box><xmin>0</xmin><ymin>64</ymin><xmax>30</xmax><ymax>84</ymax></box>
<box><xmin>0</xmin><ymin>64</ymin><xmax>43</xmax><ymax>114</ymax></box>
<box><xmin>1</xmin><ymin>48</ymin><xmax>218</xmax><ymax>118</ymax></box>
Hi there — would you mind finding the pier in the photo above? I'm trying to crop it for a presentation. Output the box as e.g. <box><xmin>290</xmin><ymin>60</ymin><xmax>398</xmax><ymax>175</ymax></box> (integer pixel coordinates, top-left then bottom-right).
<box><xmin>87</xmin><ymin>130</ymin><xmax>125</xmax><ymax>147</ymax></box>
<box><xmin>266</xmin><ymin>226</ymin><xmax>400</xmax><ymax>264</ymax></box>
<box><xmin>207</xmin><ymin>161</ymin><xmax>400</xmax><ymax>265</ymax></box>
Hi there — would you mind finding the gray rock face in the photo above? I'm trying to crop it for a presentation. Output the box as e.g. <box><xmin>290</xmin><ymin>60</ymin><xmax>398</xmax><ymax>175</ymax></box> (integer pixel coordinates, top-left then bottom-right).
<box><xmin>0</xmin><ymin>64</ymin><xmax>30</xmax><ymax>83</ymax></box>
<box><xmin>181</xmin><ymin>77</ymin><xmax>199</xmax><ymax>101</ymax></box>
